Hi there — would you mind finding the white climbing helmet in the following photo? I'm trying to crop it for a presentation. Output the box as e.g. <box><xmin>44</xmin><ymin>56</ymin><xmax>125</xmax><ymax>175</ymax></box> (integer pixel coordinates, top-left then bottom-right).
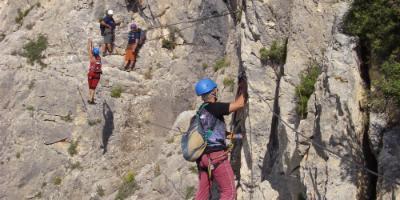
<box><xmin>107</xmin><ymin>9</ymin><xmax>114</xmax><ymax>15</ymax></box>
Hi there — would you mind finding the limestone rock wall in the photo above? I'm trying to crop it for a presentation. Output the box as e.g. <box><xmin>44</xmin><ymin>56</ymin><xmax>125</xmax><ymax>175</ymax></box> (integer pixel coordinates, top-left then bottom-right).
<box><xmin>0</xmin><ymin>0</ymin><xmax>399</xmax><ymax>199</ymax></box>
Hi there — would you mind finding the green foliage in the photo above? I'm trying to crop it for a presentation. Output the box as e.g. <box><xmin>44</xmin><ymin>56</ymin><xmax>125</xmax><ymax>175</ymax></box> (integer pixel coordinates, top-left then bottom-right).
<box><xmin>374</xmin><ymin>57</ymin><xmax>400</xmax><ymax>106</ymax></box>
<box><xmin>68</xmin><ymin>140</ymin><xmax>78</xmax><ymax>156</ymax></box>
<box><xmin>162</xmin><ymin>39</ymin><xmax>176</xmax><ymax>50</ymax></box>
<box><xmin>166</xmin><ymin>137</ymin><xmax>174</xmax><ymax>144</ymax></box>
<box><xmin>189</xmin><ymin>166</ymin><xmax>198</xmax><ymax>174</ymax></box>
<box><xmin>88</xmin><ymin>118</ymin><xmax>101</xmax><ymax>126</ymax></box>
<box><xmin>344</xmin><ymin>0</ymin><xmax>400</xmax><ymax>112</ymax></box>
<box><xmin>111</xmin><ymin>85</ymin><xmax>123</xmax><ymax>98</ymax></box>
<box><xmin>61</xmin><ymin>113</ymin><xmax>73</xmax><ymax>122</ymax></box>
<box><xmin>202</xmin><ymin>63</ymin><xmax>209</xmax><ymax>70</ymax></box>
<box><xmin>123</xmin><ymin>171</ymin><xmax>135</xmax><ymax>184</ymax></box>
<box><xmin>213</xmin><ymin>57</ymin><xmax>230</xmax><ymax>72</ymax></box>
<box><xmin>26</xmin><ymin>105</ymin><xmax>35</xmax><ymax>111</ymax></box>
<box><xmin>53</xmin><ymin>176</ymin><xmax>62</xmax><ymax>186</ymax></box>
<box><xmin>161</xmin><ymin>27</ymin><xmax>178</xmax><ymax>50</ymax></box>
<box><xmin>115</xmin><ymin>171</ymin><xmax>138</xmax><ymax>200</ymax></box>
<box><xmin>144</xmin><ymin>67</ymin><xmax>153</xmax><ymax>79</ymax></box>
<box><xmin>16</xmin><ymin>152</ymin><xmax>21</xmax><ymax>159</ymax></box>
<box><xmin>22</xmin><ymin>34</ymin><xmax>48</xmax><ymax>67</ymax></box>
<box><xmin>70</xmin><ymin>161</ymin><xmax>82</xmax><ymax>170</ymax></box>
<box><xmin>15</xmin><ymin>7</ymin><xmax>32</xmax><ymax>24</ymax></box>
<box><xmin>97</xmin><ymin>185</ymin><xmax>105</xmax><ymax>197</ymax></box>
<box><xmin>223</xmin><ymin>77</ymin><xmax>235</xmax><ymax>92</ymax></box>
<box><xmin>259</xmin><ymin>40</ymin><xmax>287</xmax><ymax>65</ymax></box>
<box><xmin>184</xmin><ymin>186</ymin><xmax>195</xmax><ymax>200</ymax></box>
<box><xmin>154</xmin><ymin>164</ymin><xmax>161</xmax><ymax>177</ymax></box>
<box><xmin>295</xmin><ymin>61</ymin><xmax>321</xmax><ymax>119</ymax></box>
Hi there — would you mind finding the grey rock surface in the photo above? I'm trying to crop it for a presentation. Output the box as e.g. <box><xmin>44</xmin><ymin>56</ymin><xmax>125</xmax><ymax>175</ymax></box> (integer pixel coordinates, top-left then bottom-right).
<box><xmin>0</xmin><ymin>0</ymin><xmax>399</xmax><ymax>199</ymax></box>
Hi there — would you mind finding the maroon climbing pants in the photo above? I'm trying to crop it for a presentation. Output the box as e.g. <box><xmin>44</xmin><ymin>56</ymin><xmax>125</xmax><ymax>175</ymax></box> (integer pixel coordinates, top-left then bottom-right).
<box><xmin>195</xmin><ymin>150</ymin><xmax>236</xmax><ymax>200</ymax></box>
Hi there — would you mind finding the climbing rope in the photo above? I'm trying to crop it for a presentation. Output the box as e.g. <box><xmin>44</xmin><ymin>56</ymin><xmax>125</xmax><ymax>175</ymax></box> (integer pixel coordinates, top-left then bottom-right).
<box><xmin>246</xmin><ymin>81</ymin><xmax>400</xmax><ymax>186</ymax></box>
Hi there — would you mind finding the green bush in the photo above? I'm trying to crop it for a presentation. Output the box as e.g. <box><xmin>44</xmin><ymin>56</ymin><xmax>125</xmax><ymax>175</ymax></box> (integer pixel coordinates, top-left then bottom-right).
<box><xmin>22</xmin><ymin>34</ymin><xmax>48</xmax><ymax>67</ymax></box>
<box><xmin>70</xmin><ymin>161</ymin><xmax>82</xmax><ymax>170</ymax></box>
<box><xmin>144</xmin><ymin>67</ymin><xmax>153</xmax><ymax>80</ymax></box>
<box><xmin>161</xmin><ymin>38</ymin><xmax>176</xmax><ymax>50</ymax></box>
<box><xmin>115</xmin><ymin>171</ymin><xmax>138</xmax><ymax>200</ymax></box>
<box><xmin>61</xmin><ymin>113</ymin><xmax>73</xmax><ymax>122</ymax></box>
<box><xmin>202</xmin><ymin>63</ymin><xmax>209</xmax><ymax>70</ymax></box>
<box><xmin>97</xmin><ymin>185</ymin><xmax>105</xmax><ymax>197</ymax></box>
<box><xmin>53</xmin><ymin>176</ymin><xmax>62</xmax><ymax>186</ymax></box>
<box><xmin>26</xmin><ymin>105</ymin><xmax>34</xmax><ymax>111</ymax></box>
<box><xmin>68</xmin><ymin>140</ymin><xmax>78</xmax><ymax>156</ymax></box>
<box><xmin>184</xmin><ymin>186</ymin><xmax>195</xmax><ymax>200</ymax></box>
<box><xmin>15</xmin><ymin>7</ymin><xmax>32</xmax><ymax>24</ymax></box>
<box><xmin>223</xmin><ymin>77</ymin><xmax>235</xmax><ymax>92</ymax></box>
<box><xmin>295</xmin><ymin>61</ymin><xmax>321</xmax><ymax>119</ymax></box>
<box><xmin>213</xmin><ymin>57</ymin><xmax>230</xmax><ymax>72</ymax></box>
<box><xmin>161</xmin><ymin>27</ymin><xmax>179</xmax><ymax>50</ymax></box>
<box><xmin>259</xmin><ymin>40</ymin><xmax>287</xmax><ymax>65</ymax></box>
<box><xmin>88</xmin><ymin>118</ymin><xmax>101</xmax><ymax>126</ymax></box>
<box><xmin>111</xmin><ymin>85</ymin><xmax>123</xmax><ymax>98</ymax></box>
<box><xmin>344</xmin><ymin>0</ymin><xmax>400</xmax><ymax>112</ymax></box>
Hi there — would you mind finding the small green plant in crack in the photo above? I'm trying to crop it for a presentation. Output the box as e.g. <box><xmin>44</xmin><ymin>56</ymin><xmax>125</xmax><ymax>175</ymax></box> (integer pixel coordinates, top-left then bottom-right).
<box><xmin>26</xmin><ymin>105</ymin><xmax>35</xmax><ymax>111</ymax></box>
<box><xmin>144</xmin><ymin>67</ymin><xmax>153</xmax><ymax>80</ymax></box>
<box><xmin>111</xmin><ymin>85</ymin><xmax>123</xmax><ymax>98</ymax></box>
<box><xmin>213</xmin><ymin>57</ymin><xmax>230</xmax><ymax>72</ymax></box>
<box><xmin>189</xmin><ymin>165</ymin><xmax>197</xmax><ymax>174</ymax></box>
<box><xmin>166</xmin><ymin>137</ymin><xmax>174</xmax><ymax>144</ymax></box>
<box><xmin>202</xmin><ymin>63</ymin><xmax>209</xmax><ymax>70</ymax></box>
<box><xmin>88</xmin><ymin>118</ymin><xmax>101</xmax><ymax>126</ymax></box>
<box><xmin>68</xmin><ymin>140</ymin><xmax>79</xmax><ymax>156</ymax></box>
<box><xmin>22</xmin><ymin>34</ymin><xmax>48</xmax><ymax>68</ymax></box>
<box><xmin>70</xmin><ymin>161</ymin><xmax>82</xmax><ymax>170</ymax></box>
<box><xmin>61</xmin><ymin>113</ymin><xmax>73</xmax><ymax>122</ymax></box>
<box><xmin>15</xmin><ymin>6</ymin><xmax>33</xmax><ymax>25</ymax></box>
<box><xmin>154</xmin><ymin>163</ymin><xmax>161</xmax><ymax>177</ymax></box>
<box><xmin>16</xmin><ymin>152</ymin><xmax>21</xmax><ymax>159</ymax></box>
<box><xmin>115</xmin><ymin>171</ymin><xmax>138</xmax><ymax>200</ymax></box>
<box><xmin>97</xmin><ymin>185</ymin><xmax>105</xmax><ymax>197</ymax></box>
<box><xmin>161</xmin><ymin>27</ymin><xmax>179</xmax><ymax>50</ymax></box>
<box><xmin>223</xmin><ymin>77</ymin><xmax>235</xmax><ymax>92</ymax></box>
<box><xmin>53</xmin><ymin>176</ymin><xmax>62</xmax><ymax>186</ymax></box>
<box><xmin>295</xmin><ymin>60</ymin><xmax>321</xmax><ymax>119</ymax></box>
<box><xmin>259</xmin><ymin>39</ymin><xmax>287</xmax><ymax>65</ymax></box>
<box><xmin>184</xmin><ymin>186</ymin><xmax>195</xmax><ymax>200</ymax></box>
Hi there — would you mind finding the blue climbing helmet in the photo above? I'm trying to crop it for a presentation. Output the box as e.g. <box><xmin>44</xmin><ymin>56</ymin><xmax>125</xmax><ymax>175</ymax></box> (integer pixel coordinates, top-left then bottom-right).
<box><xmin>92</xmin><ymin>47</ymin><xmax>100</xmax><ymax>56</ymax></box>
<box><xmin>195</xmin><ymin>78</ymin><xmax>217</xmax><ymax>96</ymax></box>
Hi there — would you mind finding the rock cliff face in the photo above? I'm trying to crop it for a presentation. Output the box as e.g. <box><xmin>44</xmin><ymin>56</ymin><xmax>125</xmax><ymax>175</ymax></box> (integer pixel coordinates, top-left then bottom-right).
<box><xmin>0</xmin><ymin>0</ymin><xmax>398</xmax><ymax>199</ymax></box>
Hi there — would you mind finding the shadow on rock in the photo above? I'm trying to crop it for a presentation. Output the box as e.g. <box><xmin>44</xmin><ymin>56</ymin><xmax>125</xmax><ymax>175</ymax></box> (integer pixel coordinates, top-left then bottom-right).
<box><xmin>101</xmin><ymin>101</ymin><xmax>114</xmax><ymax>154</ymax></box>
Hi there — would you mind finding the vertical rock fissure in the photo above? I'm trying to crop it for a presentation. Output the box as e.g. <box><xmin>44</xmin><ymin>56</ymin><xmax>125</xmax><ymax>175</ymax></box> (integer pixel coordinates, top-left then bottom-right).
<box><xmin>261</xmin><ymin>64</ymin><xmax>284</xmax><ymax>180</ymax></box>
<box><xmin>357</xmin><ymin>42</ymin><xmax>377</xmax><ymax>200</ymax></box>
<box><xmin>362</xmin><ymin>119</ymin><xmax>378</xmax><ymax>200</ymax></box>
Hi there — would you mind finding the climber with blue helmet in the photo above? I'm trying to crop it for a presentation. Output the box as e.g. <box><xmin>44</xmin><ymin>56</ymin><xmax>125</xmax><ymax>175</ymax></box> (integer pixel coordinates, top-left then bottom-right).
<box><xmin>194</xmin><ymin>77</ymin><xmax>245</xmax><ymax>200</ymax></box>
<box><xmin>87</xmin><ymin>39</ymin><xmax>103</xmax><ymax>104</ymax></box>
